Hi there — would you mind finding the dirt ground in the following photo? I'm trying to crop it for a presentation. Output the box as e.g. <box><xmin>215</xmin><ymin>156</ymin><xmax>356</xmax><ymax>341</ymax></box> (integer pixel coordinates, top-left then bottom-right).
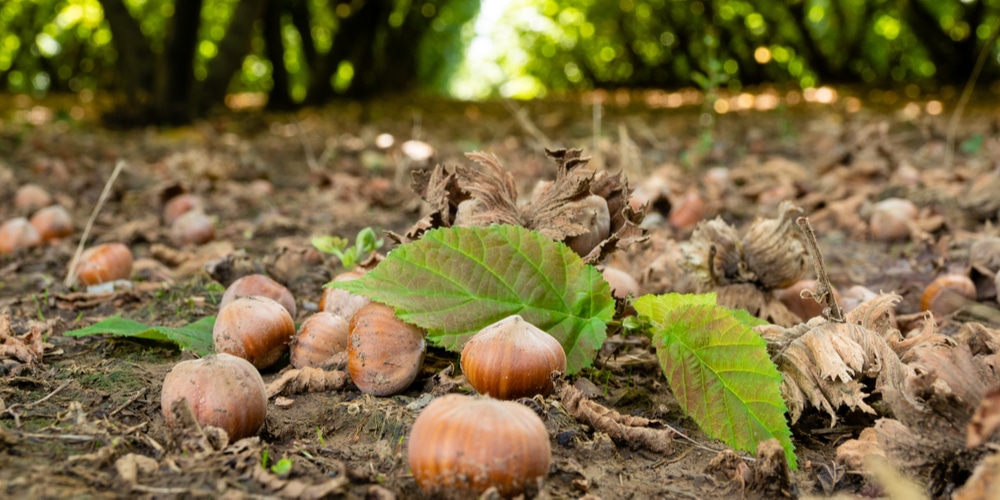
<box><xmin>2</xmin><ymin>89</ymin><xmax>1000</xmax><ymax>499</ymax></box>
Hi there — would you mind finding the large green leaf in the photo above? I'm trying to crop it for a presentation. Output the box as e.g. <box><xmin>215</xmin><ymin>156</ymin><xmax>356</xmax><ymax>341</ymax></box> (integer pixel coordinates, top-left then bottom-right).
<box><xmin>633</xmin><ymin>294</ymin><xmax>796</xmax><ymax>469</ymax></box>
<box><xmin>65</xmin><ymin>316</ymin><xmax>215</xmax><ymax>356</ymax></box>
<box><xmin>332</xmin><ymin>225</ymin><xmax>614</xmax><ymax>373</ymax></box>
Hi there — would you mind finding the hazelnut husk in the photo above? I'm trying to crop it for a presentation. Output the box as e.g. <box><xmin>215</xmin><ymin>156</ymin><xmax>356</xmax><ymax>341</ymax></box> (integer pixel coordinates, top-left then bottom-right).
<box><xmin>461</xmin><ymin>315</ymin><xmax>566</xmax><ymax>400</ymax></box>
<box><xmin>408</xmin><ymin>394</ymin><xmax>551</xmax><ymax>498</ymax></box>
<box><xmin>213</xmin><ymin>295</ymin><xmax>294</xmax><ymax>369</ymax></box>
<box><xmin>347</xmin><ymin>303</ymin><xmax>425</xmax><ymax>396</ymax></box>
<box><xmin>160</xmin><ymin>353</ymin><xmax>266</xmax><ymax>440</ymax></box>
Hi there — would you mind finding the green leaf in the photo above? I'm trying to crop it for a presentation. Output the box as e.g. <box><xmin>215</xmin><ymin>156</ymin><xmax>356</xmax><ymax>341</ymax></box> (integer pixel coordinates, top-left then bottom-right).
<box><xmin>64</xmin><ymin>316</ymin><xmax>215</xmax><ymax>356</ymax></box>
<box><xmin>271</xmin><ymin>458</ymin><xmax>293</xmax><ymax>475</ymax></box>
<box><xmin>633</xmin><ymin>294</ymin><xmax>796</xmax><ymax>469</ymax></box>
<box><xmin>332</xmin><ymin>225</ymin><xmax>614</xmax><ymax>374</ymax></box>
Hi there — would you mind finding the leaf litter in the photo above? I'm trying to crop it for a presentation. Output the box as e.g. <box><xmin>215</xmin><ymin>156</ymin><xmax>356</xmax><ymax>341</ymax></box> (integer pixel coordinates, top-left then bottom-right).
<box><xmin>4</xmin><ymin>96</ymin><xmax>1000</xmax><ymax>497</ymax></box>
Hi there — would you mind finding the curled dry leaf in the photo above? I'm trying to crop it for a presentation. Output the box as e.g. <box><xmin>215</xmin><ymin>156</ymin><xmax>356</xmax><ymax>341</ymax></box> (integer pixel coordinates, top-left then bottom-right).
<box><xmin>395</xmin><ymin>148</ymin><xmax>646</xmax><ymax>264</ymax></box>
<box><xmin>265</xmin><ymin>366</ymin><xmax>350</xmax><ymax>399</ymax></box>
<box><xmin>681</xmin><ymin>201</ymin><xmax>807</xmax><ymax>292</ymax></box>
<box><xmin>553</xmin><ymin>375</ymin><xmax>673</xmax><ymax>453</ymax></box>
<box><xmin>0</xmin><ymin>312</ymin><xmax>45</xmax><ymax>368</ymax></box>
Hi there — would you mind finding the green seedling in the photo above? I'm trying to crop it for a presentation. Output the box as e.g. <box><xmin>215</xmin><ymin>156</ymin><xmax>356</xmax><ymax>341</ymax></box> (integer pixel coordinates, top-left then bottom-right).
<box><xmin>312</xmin><ymin>226</ymin><xmax>384</xmax><ymax>269</ymax></box>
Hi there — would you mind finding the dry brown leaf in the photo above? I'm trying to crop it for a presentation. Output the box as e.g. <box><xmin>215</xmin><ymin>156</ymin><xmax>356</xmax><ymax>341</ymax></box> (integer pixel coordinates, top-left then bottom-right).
<box><xmin>749</xmin><ymin>439</ymin><xmax>792</xmax><ymax>498</ymax></box>
<box><xmin>554</xmin><ymin>376</ymin><xmax>672</xmax><ymax>453</ymax></box>
<box><xmin>0</xmin><ymin>312</ymin><xmax>44</xmax><ymax>368</ymax></box>
<box><xmin>836</xmin><ymin>427</ymin><xmax>886</xmax><ymax>471</ymax></box>
<box><xmin>265</xmin><ymin>367</ymin><xmax>350</xmax><ymax>399</ymax></box>
<box><xmin>952</xmin><ymin>451</ymin><xmax>1000</xmax><ymax>500</ymax></box>
<box><xmin>967</xmin><ymin>385</ymin><xmax>1000</xmax><ymax>448</ymax></box>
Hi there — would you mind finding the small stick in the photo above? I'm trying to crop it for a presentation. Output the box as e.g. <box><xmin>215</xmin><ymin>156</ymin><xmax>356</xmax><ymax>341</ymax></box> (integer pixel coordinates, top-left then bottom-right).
<box><xmin>502</xmin><ymin>99</ymin><xmax>551</xmax><ymax>146</ymax></box>
<box><xmin>945</xmin><ymin>19</ymin><xmax>1000</xmax><ymax>170</ymax></box>
<box><xmin>109</xmin><ymin>387</ymin><xmax>148</xmax><ymax>417</ymax></box>
<box><xmin>795</xmin><ymin>217</ymin><xmax>844</xmax><ymax>322</ymax></box>
<box><xmin>64</xmin><ymin>160</ymin><xmax>127</xmax><ymax>287</ymax></box>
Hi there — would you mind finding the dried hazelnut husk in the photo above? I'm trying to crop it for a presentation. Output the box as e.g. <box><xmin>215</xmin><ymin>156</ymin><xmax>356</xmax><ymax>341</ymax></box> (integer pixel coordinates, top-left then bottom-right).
<box><xmin>161</xmin><ymin>353</ymin><xmax>266</xmax><ymax>440</ymax></box>
<box><xmin>290</xmin><ymin>312</ymin><xmax>349</xmax><ymax>369</ymax></box>
<box><xmin>348</xmin><ymin>303</ymin><xmax>425</xmax><ymax>396</ymax></box>
<box><xmin>741</xmin><ymin>201</ymin><xmax>807</xmax><ymax>289</ymax></box>
<box><xmin>14</xmin><ymin>184</ymin><xmax>52</xmax><ymax>212</ymax></box>
<box><xmin>170</xmin><ymin>209</ymin><xmax>215</xmax><ymax>247</ymax></box>
<box><xmin>74</xmin><ymin>243</ymin><xmax>133</xmax><ymax>286</ymax></box>
<box><xmin>921</xmin><ymin>274</ymin><xmax>976</xmax><ymax>317</ymax></box>
<box><xmin>461</xmin><ymin>315</ymin><xmax>566</xmax><ymax>400</ymax></box>
<box><xmin>213</xmin><ymin>295</ymin><xmax>294</xmax><ymax>369</ymax></box>
<box><xmin>0</xmin><ymin>217</ymin><xmax>42</xmax><ymax>254</ymax></box>
<box><xmin>868</xmin><ymin>198</ymin><xmax>917</xmax><ymax>242</ymax></box>
<box><xmin>219</xmin><ymin>274</ymin><xmax>296</xmax><ymax>317</ymax></box>
<box><xmin>319</xmin><ymin>269</ymin><xmax>370</xmax><ymax>320</ymax></box>
<box><xmin>163</xmin><ymin>193</ymin><xmax>203</xmax><ymax>225</ymax></box>
<box><xmin>564</xmin><ymin>194</ymin><xmax>611</xmax><ymax>257</ymax></box>
<box><xmin>29</xmin><ymin>205</ymin><xmax>73</xmax><ymax>243</ymax></box>
<box><xmin>408</xmin><ymin>394</ymin><xmax>551</xmax><ymax>498</ymax></box>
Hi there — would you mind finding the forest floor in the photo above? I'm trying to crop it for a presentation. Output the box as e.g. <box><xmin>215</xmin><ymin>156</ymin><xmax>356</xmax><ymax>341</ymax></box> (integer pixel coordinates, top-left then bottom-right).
<box><xmin>1</xmin><ymin>90</ymin><xmax>1000</xmax><ymax>499</ymax></box>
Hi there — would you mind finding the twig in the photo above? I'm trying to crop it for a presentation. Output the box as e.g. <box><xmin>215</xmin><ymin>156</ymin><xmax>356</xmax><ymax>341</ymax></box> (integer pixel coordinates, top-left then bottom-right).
<box><xmin>945</xmin><ymin>19</ymin><xmax>1000</xmax><ymax>169</ymax></box>
<box><xmin>502</xmin><ymin>99</ymin><xmax>551</xmax><ymax>146</ymax></box>
<box><xmin>4</xmin><ymin>379</ymin><xmax>72</xmax><ymax>414</ymax></box>
<box><xmin>64</xmin><ymin>160</ymin><xmax>126</xmax><ymax>287</ymax></box>
<box><xmin>109</xmin><ymin>387</ymin><xmax>148</xmax><ymax>417</ymax></box>
<box><xmin>592</xmin><ymin>98</ymin><xmax>603</xmax><ymax>170</ymax></box>
<box><xmin>795</xmin><ymin>217</ymin><xmax>844</xmax><ymax>322</ymax></box>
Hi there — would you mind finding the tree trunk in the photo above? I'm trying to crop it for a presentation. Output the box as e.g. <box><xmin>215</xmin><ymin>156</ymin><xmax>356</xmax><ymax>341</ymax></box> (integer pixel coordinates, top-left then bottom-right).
<box><xmin>96</xmin><ymin>0</ymin><xmax>155</xmax><ymax>113</ymax></box>
<box><xmin>263</xmin><ymin>0</ymin><xmax>294</xmax><ymax>110</ymax></box>
<box><xmin>197</xmin><ymin>0</ymin><xmax>267</xmax><ymax>113</ymax></box>
<box><xmin>305</xmin><ymin>0</ymin><xmax>383</xmax><ymax>105</ymax></box>
<box><xmin>154</xmin><ymin>0</ymin><xmax>204</xmax><ymax>123</ymax></box>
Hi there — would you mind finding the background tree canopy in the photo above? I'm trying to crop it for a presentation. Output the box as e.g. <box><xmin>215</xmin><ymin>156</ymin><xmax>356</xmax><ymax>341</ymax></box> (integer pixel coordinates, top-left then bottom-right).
<box><xmin>1</xmin><ymin>0</ymin><xmax>998</xmax><ymax>123</ymax></box>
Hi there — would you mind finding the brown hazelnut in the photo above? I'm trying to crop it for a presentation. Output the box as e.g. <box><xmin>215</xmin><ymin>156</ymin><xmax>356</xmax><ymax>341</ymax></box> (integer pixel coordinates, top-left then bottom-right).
<box><xmin>668</xmin><ymin>190</ymin><xmax>706</xmax><ymax>231</ymax></box>
<box><xmin>29</xmin><ymin>205</ymin><xmax>73</xmax><ymax>243</ymax></box>
<box><xmin>776</xmin><ymin>279</ymin><xmax>842</xmax><ymax>321</ymax></box>
<box><xmin>602</xmin><ymin>266</ymin><xmax>640</xmax><ymax>299</ymax></box>
<box><xmin>170</xmin><ymin>209</ymin><xmax>215</xmax><ymax>247</ymax></box>
<box><xmin>564</xmin><ymin>194</ymin><xmax>611</xmax><ymax>257</ymax></box>
<box><xmin>160</xmin><ymin>353</ymin><xmax>266</xmax><ymax>440</ymax></box>
<box><xmin>408</xmin><ymin>394</ymin><xmax>551</xmax><ymax>497</ymax></box>
<box><xmin>74</xmin><ymin>243</ymin><xmax>133</xmax><ymax>285</ymax></box>
<box><xmin>0</xmin><ymin>217</ymin><xmax>41</xmax><ymax>254</ymax></box>
<box><xmin>869</xmin><ymin>198</ymin><xmax>917</xmax><ymax>241</ymax></box>
<box><xmin>290</xmin><ymin>312</ymin><xmax>350</xmax><ymax>369</ymax></box>
<box><xmin>319</xmin><ymin>269</ymin><xmax>370</xmax><ymax>321</ymax></box>
<box><xmin>921</xmin><ymin>274</ymin><xmax>976</xmax><ymax>317</ymax></box>
<box><xmin>461</xmin><ymin>315</ymin><xmax>566</xmax><ymax>400</ymax></box>
<box><xmin>213</xmin><ymin>295</ymin><xmax>294</xmax><ymax>369</ymax></box>
<box><xmin>347</xmin><ymin>303</ymin><xmax>425</xmax><ymax>396</ymax></box>
<box><xmin>163</xmin><ymin>193</ymin><xmax>202</xmax><ymax>225</ymax></box>
<box><xmin>14</xmin><ymin>184</ymin><xmax>52</xmax><ymax>212</ymax></box>
<box><xmin>219</xmin><ymin>274</ymin><xmax>296</xmax><ymax>317</ymax></box>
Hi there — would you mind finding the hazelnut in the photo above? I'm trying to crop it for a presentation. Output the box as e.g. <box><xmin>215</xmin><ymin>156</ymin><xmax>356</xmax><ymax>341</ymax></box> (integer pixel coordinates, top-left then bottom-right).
<box><xmin>290</xmin><ymin>312</ymin><xmax>349</xmax><ymax>369</ymax></box>
<box><xmin>163</xmin><ymin>193</ymin><xmax>202</xmax><ymax>225</ymax></box>
<box><xmin>319</xmin><ymin>269</ymin><xmax>370</xmax><ymax>321</ymax></box>
<box><xmin>347</xmin><ymin>303</ymin><xmax>425</xmax><ymax>396</ymax></box>
<box><xmin>668</xmin><ymin>190</ymin><xmax>706</xmax><ymax>231</ymax></box>
<box><xmin>160</xmin><ymin>353</ymin><xmax>266</xmax><ymax>440</ymax></box>
<box><xmin>564</xmin><ymin>194</ymin><xmax>611</xmax><ymax>257</ymax></box>
<box><xmin>602</xmin><ymin>266</ymin><xmax>640</xmax><ymax>299</ymax></box>
<box><xmin>408</xmin><ymin>394</ymin><xmax>551</xmax><ymax>497</ymax></box>
<box><xmin>921</xmin><ymin>274</ymin><xmax>976</xmax><ymax>317</ymax></box>
<box><xmin>29</xmin><ymin>205</ymin><xmax>73</xmax><ymax>243</ymax></box>
<box><xmin>219</xmin><ymin>274</ymin><xmax>296</xmax><ymax>317</ymax></box>
<box><xmin>170</xmin><ymin>209</ymin><xmax>215</xmax><ymax>247</ymax></box>
<box><xmin>869</xmin><ymin>198</ymin><xmax>917</xmax><ymax>241</ymax></box>
<box><xmin>14</xmin><ymin>184</ymin><xmax>52</xmax><ymax>212</ymax></box>
<box><xmin>461</xmin><ymin>315</ymin><xmax>566</xmax><ymax>400</ymax></box>
<box><xmin>213</xmin><ymin>295</ymin><xmax>294</xmax><ymax>369</ymax></box>
<box><xmin>776</xmin><ymin>279</ymin><xmax>842</xmax><ymax>321</ymax></box>
<box><xmin>0</xmin><ymin>217</ymin><xmax>42</xmax><ymax>254</ymax></box>
<box><xmin>74</xmin><ymin>243</ymin><xmax>133</xmax><ymax>286</ymax></box>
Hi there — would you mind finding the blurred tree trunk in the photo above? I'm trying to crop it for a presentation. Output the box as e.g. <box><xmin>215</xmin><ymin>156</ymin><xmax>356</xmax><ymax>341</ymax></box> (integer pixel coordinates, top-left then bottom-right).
<box><xmin>96</xmin><ymin>0</ymin><xmax>155</xmax><ymax>117</ymax></box>
<box><xmin>154</xmin><ymin>0</ymin><xmax>203</xmax><ymax>123</ymax></box>
<box><xmin>305</xmin><ymin>0</ymin><xmax>384</xmax><ymax>105</ymax></box>
<box><xmin>197</xmin><ymin>0</ymin><xmax>266</xmax><ymax>113</ymax></box>
<box><xmin>263</xmin><ymin>0</ymin><xmax>293</xmax><ymax>110</ymax></box>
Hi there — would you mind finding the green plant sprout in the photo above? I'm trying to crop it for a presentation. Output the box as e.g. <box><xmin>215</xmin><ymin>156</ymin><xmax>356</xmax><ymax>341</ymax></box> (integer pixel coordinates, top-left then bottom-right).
<box><xmin>312</xmin><ymin>226</ymin><xmax>385</xmax><ymax>269</ymax></box>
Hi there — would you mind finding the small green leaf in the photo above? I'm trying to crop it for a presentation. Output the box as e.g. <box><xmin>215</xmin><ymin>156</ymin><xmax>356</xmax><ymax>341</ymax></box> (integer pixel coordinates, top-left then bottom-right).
<box><xmin>634</xmin><ymin>294</ymin><xmax>796</xmax><ymax>469</ymax></box>
<box><xmin>64</xmin><ymin>316</ymin><xmax>215</xmax><ymax>356</ymax></box>
<box><xmin>311</xmin><ymin>236</ymin><xmax>348</xmax><ymax>256</ymax></box>
<box><xmin>332</xmin><ymin>225</ymin><xmax>614</xmax><ymax>374</ymax></box>
<box><xmin>271</xmin><ymin>458</ymin><xmax>293</xmax><ymax>475</ymax></box>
